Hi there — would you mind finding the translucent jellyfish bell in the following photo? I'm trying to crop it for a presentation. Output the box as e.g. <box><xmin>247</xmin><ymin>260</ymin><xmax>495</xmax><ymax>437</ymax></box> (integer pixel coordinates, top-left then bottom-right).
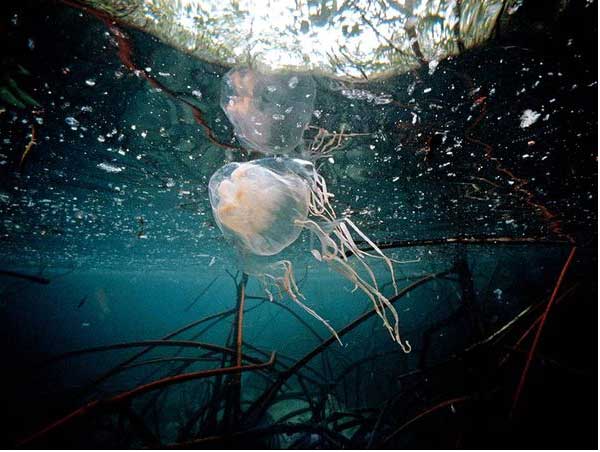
<box><xmin>220</xmin><ymin>68</ymin><xmax>316</xmax><ymax>154</ymax></box>
<box><xmin>208</xmin><ymin>158</ymin><xmax>311</xmax><ymax>256</ymax></box>
<box><xmin>209</xmin><ymin>157</ymin><xmax>411</xmax><ymax>352</ymax></box>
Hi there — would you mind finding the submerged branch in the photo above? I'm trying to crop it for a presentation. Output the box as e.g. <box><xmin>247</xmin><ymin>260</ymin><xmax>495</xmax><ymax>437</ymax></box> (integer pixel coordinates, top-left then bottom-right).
<box><xmin>18</xmin><ymin>353</ymin><xmax>276</xmax><ymax>446</ymax></box>
<box><xmin>348</xmin><ymin>236</ymin><xmax>572</xmax><ymax>257</ymax></box>
<box><xmin>0</xmin><ymin>269</ymin><xmax>50</xmax><ymax>284</ymax></box>
<box><xmin>510</xmin><ymin>246</ymin><xmax>577</xmax><ymax>417</ymax></box>
<box><xmin>34</xmin><ymin>339</ymin><xmax>263</xmax><ymax>369</ymax></box>
<box><xmin>243</xmin><ymin>269</ymin><xmax>452</xmax><ymax>427</ymax></box>
<box><xmin>166</xmin><ymin>420</ymin><xmax>351</xmax><ymax>448</ymax></box>
<box><xmin>382</xmin><ymin>396</ymin><xmax>471</xmax><ymax>445</ymax></box>
<box><xmin>183</xmin><ymin>275</ymin><xmax>220</xmax><ymax>312</ymax></box>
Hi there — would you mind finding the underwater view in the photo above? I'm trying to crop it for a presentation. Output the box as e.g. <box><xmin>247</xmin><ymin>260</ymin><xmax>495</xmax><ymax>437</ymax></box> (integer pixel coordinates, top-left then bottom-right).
<box><xmin>0</xmin><ymin>0</ymin><xmax>597</xmax><ymax>449</ymax></box>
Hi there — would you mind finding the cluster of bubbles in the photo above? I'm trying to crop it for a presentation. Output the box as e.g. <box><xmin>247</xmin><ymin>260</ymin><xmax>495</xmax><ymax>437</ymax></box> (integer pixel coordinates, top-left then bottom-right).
<box><xmin>209</xmin><ymin>68</ymin><xmax>410</xmax><ymax>351</ymax></box>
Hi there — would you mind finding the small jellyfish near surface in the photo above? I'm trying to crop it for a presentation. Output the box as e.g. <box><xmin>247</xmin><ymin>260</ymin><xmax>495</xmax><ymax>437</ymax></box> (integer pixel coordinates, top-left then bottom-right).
<box><xmin>220</xmin><ymin>68</ymin><xmax>316</xmax><ymax>154</ymax></box>
<box><xmin>209</xmin><ymin>157</ymin><xmax>411</xmax><ymax>352</ymax></box>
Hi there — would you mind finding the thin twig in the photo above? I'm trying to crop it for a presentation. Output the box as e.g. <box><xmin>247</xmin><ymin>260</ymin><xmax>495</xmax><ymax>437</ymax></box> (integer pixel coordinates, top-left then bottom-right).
<box><xmin>18</xmin><ymin>353</ymin><xmax>276</xmax><ymax>446</ymax></box>
<box><xmin>382</xmin><ymin>396</ymin><xmax>471</xmax><ymax>445</ymax></box>
<box><xmin>510</xmin><ymin>246</ymin><xmax>577</xmax><ymax>417</ymax></box>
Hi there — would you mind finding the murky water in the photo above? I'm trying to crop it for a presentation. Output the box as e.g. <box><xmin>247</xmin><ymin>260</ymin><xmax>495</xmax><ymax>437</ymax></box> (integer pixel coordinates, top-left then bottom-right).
<box><xmin>0</xmin><ymin>0</ymin><xmax>596</xmax><ymax>448</ymax></box>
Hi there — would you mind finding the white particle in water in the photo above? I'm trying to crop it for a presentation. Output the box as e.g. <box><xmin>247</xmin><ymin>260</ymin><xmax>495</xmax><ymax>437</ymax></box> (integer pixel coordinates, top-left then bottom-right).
<box><xmin>520</xmin><ymin>109</ymin><xmax>541</xmax><ymax>128</ymax></box>
<box><xmin>97</xmin><ymin>162</ymin><xmax>123</xmax><ymax>173</ymax></box>
<box><xmin>374</xmin><ymin>94</ymin><xmax>393</xmax><ymax>105</ymax></box>
<box><xmin>428</xmin><ymin>60</ymin><xmax>439</xmax><ymax>75</ymax></box>
<box><xmin>85</xmin><ymin>79</ymin><xmax>96</xmax><ymax>86</ymax></box>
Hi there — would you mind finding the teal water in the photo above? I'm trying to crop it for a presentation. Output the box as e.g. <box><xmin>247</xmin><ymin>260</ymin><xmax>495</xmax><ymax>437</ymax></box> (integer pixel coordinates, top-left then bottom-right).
<box><xmin>0</xmin><ymin>0</ymin><xmax>596</xmax><ymax>448</ymax></box>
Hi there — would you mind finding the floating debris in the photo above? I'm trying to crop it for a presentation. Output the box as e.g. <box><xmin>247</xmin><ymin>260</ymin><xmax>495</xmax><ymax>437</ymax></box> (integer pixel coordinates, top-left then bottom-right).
<box><xmin>520</xmin><ymin>109</ymin><xmax>541</xmax><ymax>128</ymax></box>
<box><xmin>97</xmin><ymin>162</ymin><xmax>123</xmax><ymax>173</ymax></box>
<box><xmin>0</xmin><ymin>270</ymin><xmax>49</xmax><ymax>284</ymax></box>
<box><xmin>65</xmin><ymin>116</ymin><xmax>79</xmax><ymax>127</ymax></box>
<box><xmin>340</xmin><ymin>88</ymin><xmax>392</xmax><ymax>105</ymax></box>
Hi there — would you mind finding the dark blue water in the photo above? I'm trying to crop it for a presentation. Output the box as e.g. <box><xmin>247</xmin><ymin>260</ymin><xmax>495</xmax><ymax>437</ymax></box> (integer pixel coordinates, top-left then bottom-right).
<box><xmin>0</xmin><ymin>0</ymin><xmax>596</xmax><ymax>448</ymax></box>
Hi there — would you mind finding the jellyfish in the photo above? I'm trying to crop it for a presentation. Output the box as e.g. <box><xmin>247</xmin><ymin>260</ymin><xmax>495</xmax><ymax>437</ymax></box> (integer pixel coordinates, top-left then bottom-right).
<box><xmin>220</xmin><ymin>68</ymin><xmax>316</xmax><ymax>155</ymax></box>
<box><xmin>209</xmin><ymin>157</ymin><xmax>411</xmax><ymax>352</ymax></box>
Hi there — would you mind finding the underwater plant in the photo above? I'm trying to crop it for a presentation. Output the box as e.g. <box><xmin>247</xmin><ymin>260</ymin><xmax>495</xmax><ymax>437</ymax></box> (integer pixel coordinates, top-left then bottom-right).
<box><xmin>209</xmin><ymin>157</ymin><xmax>411</xmax><ymax>352</ymax></box>
<box><xmin>221</xmin><ymin>68</ymin><xmax>316</xmax><ymax>155</ymax></box>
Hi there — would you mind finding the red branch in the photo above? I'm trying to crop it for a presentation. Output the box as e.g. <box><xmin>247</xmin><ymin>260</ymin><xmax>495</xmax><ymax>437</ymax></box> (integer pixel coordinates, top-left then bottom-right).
<box><xmin>463</xmin><ymin>78</ymin><xmax>574</xmax><ymax>244</ymax></box>
<box><xmin>382</xmin><ymin>396</ymin><xmax>471</xmax><ymax>444</ymax></box>
<box><xmin>60</xmin><ymin>0</ymin><xmax>241</xmax><ymax>152</ymax></box>
<box><xmin>510</xmin><ymin>246</ymin><xmax>577</xmax><ymax>417</ymax></box>
<box><xmin>498</xmin><ymin>282</ymin><xmax>579</xmax><ymax>368</ymax></box>
<box><xmin>19</xmin><ymin>124</ymin><xmax>37</xmax><ymax>169</ymax></box>
<box><xmin>18</xmin><ymin>353</ymin><xmax>275</xmax><ymax>446</ymax></box>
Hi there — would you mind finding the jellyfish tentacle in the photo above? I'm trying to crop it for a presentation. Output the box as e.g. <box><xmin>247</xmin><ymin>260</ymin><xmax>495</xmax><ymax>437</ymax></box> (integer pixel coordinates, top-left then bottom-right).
<box><xmin>263</xmin><ymin>260</ymin><xmax>342</xmax><ymax>345</ymax></box>
<box><xmin>288</xmin><ymin>294</ymin><xmax>342</xmax><ymax>346</ymax></box>
<box><xmin>209</xmin><ymin>156</ymin><xmax>410</xmax><ymax>350</ymax></box>
<box><xmin>327</xmin><ymin>253</ymin><xmax>408</xmax><ymax>350</ymax></box>
<box><xmin>301</xmin><ymin>176</ymin><xmax>413</xmax><ymax>351</ymax></box>
<box><xmin>333</xmin><ymin>221</ymin><xmax>382</xmax><ymax>290</ymax></box>
<box><xmin>343</xmin><ymin>218</ymin><xmax>399</xmax><ymax>294</ymax></box>
<box><xmin>298</xmin><ymin>218</ymin><xmax>410</xmax><ymax>351</ymax></box>
<box><xmin>308</xmin><ymin>172</ymin><xmax>337</xmax><ymax>220</ymax></box>
<box><xmin>307</xmin><ymin>171</ymin><xmax>399</xmax><ymax>294</ymax></box>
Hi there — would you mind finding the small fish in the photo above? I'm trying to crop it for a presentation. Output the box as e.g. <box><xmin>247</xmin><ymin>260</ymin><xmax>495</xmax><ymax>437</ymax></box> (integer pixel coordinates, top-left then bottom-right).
<box><xmin>77</xmin><ymin>296</ymin><xmax>88</xmax><ymax>309</ymax></box>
